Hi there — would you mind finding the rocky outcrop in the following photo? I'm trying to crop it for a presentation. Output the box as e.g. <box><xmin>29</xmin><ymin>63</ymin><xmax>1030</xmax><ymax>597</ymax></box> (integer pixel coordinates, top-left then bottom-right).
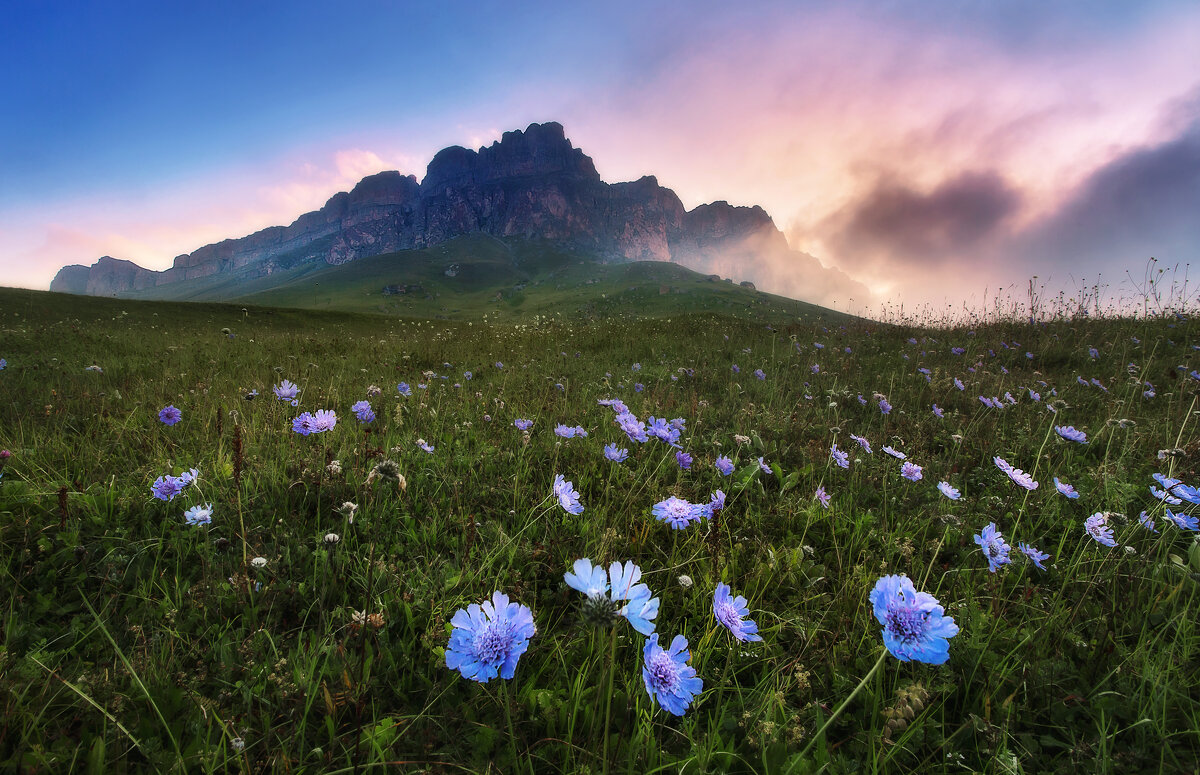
<box><xmin>51</xmin><ymin>122</ymin><xmax>794</xmax><ymax>296</ymax></box>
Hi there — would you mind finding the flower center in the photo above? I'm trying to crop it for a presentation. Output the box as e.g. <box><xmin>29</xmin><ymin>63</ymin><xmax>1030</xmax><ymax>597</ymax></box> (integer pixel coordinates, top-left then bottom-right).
<box><xmin>715</xmin><ymin>601</ymin><xmax>740</xmax><ymax>631</ymax></box>
<box><xmin>649</xmin><ymin>653</ymin><xmax>680</xmax><ymax>693</ymax></box>
<box><xmin>472</xmin><ymin>620</ymin><xmax>511</xmax><ymax>664</ymax></box>
<box><xmin>885</xmin><ymin>607</ymin><xmax>926</xmax><ymax>644</ymax></box>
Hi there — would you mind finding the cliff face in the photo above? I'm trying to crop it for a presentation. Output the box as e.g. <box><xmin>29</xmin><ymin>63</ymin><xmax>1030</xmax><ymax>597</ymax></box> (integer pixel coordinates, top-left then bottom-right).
<box><xmin>51</xmin><ymin>122</ymin><xmax>790</xmax><ymax>296</ymax></box>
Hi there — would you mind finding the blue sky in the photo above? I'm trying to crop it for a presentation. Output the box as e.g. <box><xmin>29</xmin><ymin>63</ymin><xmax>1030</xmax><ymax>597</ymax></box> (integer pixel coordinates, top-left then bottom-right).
<box><xmin>2</xmin><ymin>0</ymin><xmax>1198</xmax><ymax>310</ymax></box>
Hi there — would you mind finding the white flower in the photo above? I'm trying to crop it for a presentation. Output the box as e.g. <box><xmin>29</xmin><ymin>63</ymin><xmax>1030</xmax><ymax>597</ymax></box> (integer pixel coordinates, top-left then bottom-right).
<box><xmin>250</xmin><ymin>557</ymin><xmax>268</xmax><ymax>569</ymax></box>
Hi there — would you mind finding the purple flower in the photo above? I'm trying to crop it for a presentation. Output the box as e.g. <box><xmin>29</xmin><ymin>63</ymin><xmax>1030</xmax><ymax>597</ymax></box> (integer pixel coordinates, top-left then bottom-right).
<box><xmin>974</xmin><ymin>522</ymin><xmax>1012</xmax><ymax>572</ymax></box>
<box><xmin>351</xmin><ymin>400</ymin><xmax>375</xmax><ymax>423</ymax></box>
<box><xmin>830</xmin><ymin>444</ymin><xmax>849</xmax><ymax>469</ymax></box>
<box><xmin>1164</xmin><ymin>509</ymin><xmax>1199</xmax><ymax>531</ymax></box>
<box><xmin>416</xmin><ymin>439</ymin><xmax>434</xmax><ymax>453</ymax></box>
<box><xmin>675</xmin><ymin>451</ymin><xmax>693</xmax><ymax>469</ymax></box>
<box><xmin>937</xmin><ymin>481</ymin><xmax>960</xmax><ymax>500</ymax></box>
<box><xmin>604</xmin><ymin>444</ymin><xmax>628</xmax><ymax>463</ymax></box>
<box><xmin>616</xmin><ymin>412</ymin><xmax>649</xmax><ymax>444</ymax></box>
<box><xmin>274</xmin><ymin>379</ymin><xmax>300</xmax><ymax>402</ymax></box>
<box><xmin>708</xmin><ymin>490</ymin><xmax>726</xmax><ymax>514</ymax></box>
<box><xmin>900</xmin><ymin>462</ymin><xmax>923</xmax><ymax>482</ymax></box>
<box><xmin>954</xmin><ymin>378</ymin><xmax>965</xmax><ymax>391</ymax></box>
<box><xmin>932</xmin><ymin>404</ymin><xmax>944</xmax><ymax>418</ymax></box>
<box><xmin>652</xmin><ymin>496</ymin><xmax>702</xmax><ymax>529</ymax></box>
<box><xmin>634</xmin><ymin>383</ymin><xmax>645</xmax><ymax>393</ymax></box>
<box><xmin>712</xmin><ymin>583</ymin><xmax>762</xmax><ymax>642</ymax></box>
<box><xmin>311</xmin><ymin>409</ymin><xmax>337</xmax><ymax>432</ymax></box>
<box><xmin>883</xmin><ymin>445</ymin><xmax>906</xmax><ymax>460</ymax></box>
<box><xmin>811</xmin><ymin>364</ymin><xmax>820</xmax><ymax>374</ymax></box>
<box><xmin>184</xmin><ymin>503</ymin><xmax>214</xmax><ymax>526</ymax></box>
<box><xmin>715</xmin><ymin>455</ymin><xmax>734</xmax><ymax>476</ymax></box>
<box><xmin>731</xmin><ymin>364</ymin><xmax>740</xmax><ymax>374</ymax></box>
<box><xmin>757</xmin><ymin>457</ymin><xmax>772</xmax><ymax>474</ymax></box>
<box><xmin>1018</xmin><ymin>543</ymin><xmax>1050</xmax><ymax>570</ymax></box>
<box><xmin>396</xmin><ymin>382</ymin><xmax>411</xmax><ymax>397</ymax></box>
<box><xmin>1137</xmin><ymin>511</ymin><xmax>1158</xmax><ymax>533</ymax></box>
<box><xmin>514</xmin><ymin>418</ymin><xmax>533</xmax><ymax>432</ymax></box>
<box><xmin>753</xmin><ymin>369</ymin><xmax>766</xmax><ymax>381</ymax></box>
<box><xmin>814</xmin><ymin>485</ymin><xmax>831</xmax><ymax>508</ymax></box>
<box><xmin>1084</xmin><ymin>513</ymin><xmax>1117</xmax><ymax>547</ymax></box>
<box><xmin>850</xmin><ymin>434</ymin><xmax>872</xmax><ymax>453</ymax></box>
<box><xmin>158</xmin><ymin>405</ymin><xmax>182</xmax><ymax>426</ymax></box>
<box><xmin>554</xmin><ymin>424</ymin><xmax>577</xmax><ymax>438</ymax></box>
<box><xmin>878</xmin><ymin>398</ymin><xmax>892</xmax><ymax>415</ymax></box>
<box><xmin>292</xmin><ymin>412</ymin><xmax>315</xmax><ymax>435</ymax></box>
<box><xmin>1054</xmin><ymin>476</ymin><xmax>1079</xmax><ymax>499</ymax></box>
<box><xmin>151</xmin><ymin>475</ymin><xmax>184</xmax><ymax>502</ymax></box>
<box><xmin>869</xmin><ymin>575</ymin><xmax>959</xmax><ymax>664</ymax></box>
<box><xmin>1055</xmin><ymin>426</ymin><xmax>1088</xmax><ymax>444</ymax></box>
<box><xmin>641</xmin><ymin>634</ymin><xmax>703</xmax><ymax>716</ymax></box>
<box><xmin>445</xmin><ymin>591</ymin><xmax>536</xmax><ymax>683</ymax></box>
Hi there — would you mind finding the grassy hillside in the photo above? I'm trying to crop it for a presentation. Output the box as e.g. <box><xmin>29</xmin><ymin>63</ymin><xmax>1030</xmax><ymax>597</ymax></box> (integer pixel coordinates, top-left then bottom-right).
<box><xmin>117</xmin><ymin>235</ymin><xmax>847</xmax><ymax>325</ymax></box>
<box><xmin>1</xmin><ymin>287</ymin><xmax>1198</xmax><ymax>773</ymax></box>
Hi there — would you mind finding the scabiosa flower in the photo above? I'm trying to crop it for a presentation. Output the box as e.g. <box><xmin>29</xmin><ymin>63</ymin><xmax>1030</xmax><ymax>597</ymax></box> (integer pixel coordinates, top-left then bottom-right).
<box><xmin>311</xmin><ymin>409</ymin><xmax>337</xmax><ymax>432</ymax></box>
<box><xmin>731</xmin><ymin>364</ymin><xmax>740</xmax><ymax>374</ymax></box>
<box><xmin>1055</xmin><ymin>426</ymin><xmax>1088</xmax><ymax>444</ymax></box>
<box><xmin>878</xmin><ymin>398</ymin><xmax>892</xmax><ymax>415</ymax></box>
<box><xmin>850</xmin><ymin>434</ymin><xmax>872</xmax><ymax>453</ymax></box>
<box><xmin>616</xmin><ymin>412</ymin><xmax>649</xmax><ymax>443</ymax></box>
<box><xmin>494</xmin><ymin>362</ymin><xmax>504</xmax><ymax>369</ymax></box>
<box><xmin>646</xmin><ymin>416</ymin><xmax>681</xmax><ymax>447</ymax></box>
<box><xmin>396</xmin><ymin>382</ymin><xmax>412</xmax><ymax>397</ymax></box>
<box><xmin>416</xmin><ymin>439</ymin><xmax>434</xmax><ymax>453</ymax></box>
<box><xmin>274</xmin><ymin>379</ymin><xmax>300</xmax><ymax>402</ymax></box>
<box><xmin>708</xmin><ymin>489</ymin><xmax>726</xmax><ymax>514</ymax></box>
<box><xmin>754</xmin><ymin>368</ymin><xmax>766</xmax><ymax>380</ymax></box>
<box><xmin>604</xmin><ymin>444</ymin><xmax>628</xmax><ymax>462</ymax></box>
<box><xmin>565</xmin><ymin>559</ymin><xmax>659</xmax><ymax>634</ymax></box>
<box><xmin>954</xmin><ymin>378</ymin><xmax>965</xmax><ymax>391</ymax></box>
<box><xmin>641</xmin><ymin>634</ymin><xmax>703</xmax><ymax>716</ymax></box>
<box><xmin>757</xmin><ymin>457</ymin><xmax>773</xmax><ymax>474</ymax></box>
<box><xmin>937</xmin><ymin>481</ymin><xmax>960</xmax><ymax>500</ymax></box>
<box><xmin>351</xmin><ymin>400</ymin><xmax>375</xmax><ymax>423</ymax></box>
<box><xmin>715</xmin><ymin>455</ymin><xmax>734</xmax><ymax>476</ymax></box>
<box><xmin>713</xmin><ymin>583</ymin><xmax>762</xmax><ymax>642</ymax></box>
<box><xmin>932</xmin><ymin>404</ymin><xmax>944</xmax><ymax>418</ymax></box>
<box><xmin>652</xmin><ymin>496</ymin><xmax>702</xmax><ymax>529</ymax></box>
<box><xmin>814</xmin><ymin>485</ymin><xmax>831</xmax><ymax>508</ymax></box>
<box><xmin>1054</xmin><ymin>476</ymin><xmax>1080</xmax><ymax>499</ymax></box>
<box><xmin>830</xmin><ymin>444</ymin><xmax>850</xmax><ymax>469</ymax></box>
<box><xmin>158</xmin><ymin>405</ymin><xmax>182</xmax><ymax>426</ymax></box>
<box><xmin>554</xmin><ymin>423</ymin><xmax>577</xmax><ymax>438</ymax></box>
<box><xmin>1137</xmin><ymin>511</ymin><xmax>1158</xmax><ymax>533</ymax></box>
<box><xmin>553</xmin><ymin>474</ymin><xmax>583</xmax><ymax>515</ymax></box>
<box><xmin>900</xmin><ymin>462</ymin><xmax>923</xmax><ymax>482</ymax></box>
<box><xmin>292</xmin><ymin>412</ymin><xmax>315</xmax><ymax>435</ymax></box>
<box><xmin>675</xmin><ymin>451</ymin><xmax>693</xmax><ymax>469</ymax></box>
<box><xmin>183</xmin><ymin>503</ymin><xmax>214</xmax><ymax>526</ymax></box>
<box><xmin>974</xmin><ymin>523</ymin><xmax>1012</xmax><ymax>572</ymax></box>
<box><xmin>444</xmin><ymin>591</ymin><xmax>536</xmax><ymax>683</ymax></box>
<box><xmin>151</xmin><ymin>476</ymin><xmax>184</xmax><ymax>502</ymax></box>
<box><xmin>1164</xmin><ymin>509</ymin><xmax>1199</xmax><ymax>531</ymax></box>
<box><xmin>514</xmin><ymin>418</ymin><xmax>533</xmax><ymax>431</ymax></box>
<box><xmin>634</xmin><ymin>383</ymin><xmax>645</xmax><ymax>393</ymax></box>
<box><xmin>883</xmin><ymin>445</ymin><xmax>906</xmax><ymax>460</ymax></box>
<box><xmin>1018</xmin><ymin>543</ymin><xmax>1050</xmax><ymax>570</ymax></box>
<box><xmin>1085</xmin><ymin>513</ymin><xmax>1117</xmax><ymax>546</ymax></box>
<box><xmin>869</xmin><ymin>575</ymin><xmax>959</xmax><ymax>664</ymax></box>
<box><xmin>0</xmin><ymin>358</ymin><xmax>5</xmax><ymax>370</ymax></box>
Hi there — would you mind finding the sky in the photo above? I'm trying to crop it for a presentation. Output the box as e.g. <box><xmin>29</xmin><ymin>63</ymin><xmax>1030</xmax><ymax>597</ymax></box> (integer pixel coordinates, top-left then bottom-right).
<box><xmin>2</xmin><ymin>0</ymin><xmax>1198</xmax><ymax>315</ymax></box>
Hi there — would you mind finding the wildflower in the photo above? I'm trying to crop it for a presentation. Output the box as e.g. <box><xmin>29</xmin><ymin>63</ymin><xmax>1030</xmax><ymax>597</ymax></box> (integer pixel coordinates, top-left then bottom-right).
<box><xmin>250</xmin><ymin>556</ymin><xmax>267</xmax><ymax>568</ymax></box>
<box><xmin>993</xmin><ymin>456</ymin><xmax>1013</xmax><ymax>474</ymax></box>
<box><xmin>84</xmin><ymin>364</ymin><xmax>103</xmax><ymax>373</ymax></box>
<box><xmin>464</xmin><ymin>371</ymin><xmax>472</xmax><ymax>380</ymax></box>
<box><xmin>616</xmin><ymin>412</ymin><xmax>649</xmax><ymax>443</ymax></box>
<box><xmin>974</xmin><ymin>523</ymin><xmax>1012</xmax><ymax>572</ymax></box>
<box><xmin>273</xmin><ymin>379</ymin><xmax>299</xmax><ymax>402</ymax></box>
<box><xmin>445</xmin><ymin>591</ymin><xmax>536</xmax><ymax>683</ymax></box>
<box><xmin>1164</xmin><ymin>509</ymin><xmax>1199</xmax><ymax>531</ymax></box>
<box><xmin>151</xmin><ymin>476</ymin><xmax>184</xmax><ymax>502</ymax></box>
<box><xmin>850</xmin><ymin>434</ymin><xmax>872</xmax><ymax>453</ymax></box>
<box><xmin>858</xmin><ymin>394</ymin><xmax>867</xmax><ymax>405</ymax></box>
<box><xmin>715</xmin><ymin>455</ymin><xmax>734</xmax><ymax>476</ymax></box>
<box><xmin>351</xmin><ymin>400</ymin><xmax>375</xmax><ymax>423</ymax></box>
<box><xmin>757</xmin><ymin>457</ymin><xmax>772</xmax><ymax>474</ymax></box>
<box><xmin>513</xmin><ymin>418</ymin><xmax>533</xmax><ymax>431</ymax></box>
<box><xmin>675</xmin><ymin>451</ymin><xmax>693</xmax><ymax>469</ymax></box>
<box><xmin>183</xmin><ymin>503</ymin><xmax>213</xmax><ymax>526</ymax></box>
<box><xmin>653</xmin><ymin>496</ymin><xmax>702</xmax><ymax>529</ymax></box>
<box><xmin>495</xmin><ymin>362</ymin><xmax>503</xmax><ymax>369</ymax></box>
<box><xmin>869</xmin><ymin>575</ymin><xmax>959</xmax><ymax>664</ymax></box>
<box><xmin>604</xmin><ymin>444</ymin><xmax>629</xmax><ymax>462</ymax></box>
<box><xmin>879</xmin><ymin>398</ymin><xmax>892</xmax><ymax>415</ymax></box>
<box><xmin>754</xmin><ymin>368</ymin><xmax>766</xmax><ymax>380</ymax></box>
<box><xmin>830</xmin><ymin>444</ymin><xmax>849</xmax><ymax>469</ymax></box>
<box><xmin>954</xmin><ymin>378</ymin><xmax>965</xmax><ymax>391</ymax></box>
<box><xmin>1137</xmin><ymin>511</ymin><xmax>1158</xmax><ymax>533</ymax></box>
<box><xmin>397</xmin><ymin>382</ymin><xmax>412</xmax><ymax>397</ymax></box>
<box><xmin>0</xmin><ymin>358</ymin><xmax>5</xmax><ymax>370</ymax></box>
<box><xmin>1089</xmin><ymin>346</ymin><xmax>1099</xmax><ymax>359</ymax></box>
<box><xmin>932</xmin><ymin>404</ymin><xmax>944</xmax><ymax>418</ymax></box>
<box><xmin>646</xmin><ymin>416</ymin><xmax>681</xmax><ymax>447</ymax></box>
<box><xmin>811</xmin><ymin>364</ymin><xmax>820</xmax><ymax>374</ymax></box>
<box><xmin>324</xmin><ymin>532</ymin><xmax>340</xmax><ymax>544</ymax></box>
<box><xmin>900</xmin><ymin>462</ymin><xmax>923</xmax><ymax>482</ymax></box>
<box><xmin>997</xmin><ymin>461</ymin><xmax>1037</xmax><ymax>490</ymax></box>
<box><xmin>292</xmin><ymin>412</ymin><xmax>315</xmax><ymax>435</ymax></box>
<box><xmin>713</xmin><ymin>583</ymin><xmax>762</xmax><ymax>642</ymax></box>
<box><xmin>554</xmin><ymin>423</ymin><xmax>577</xmax><ymax>439</ymax></box>
<box><xmin>1054</xmin><ymin>477</ymin><xmax>1079</xmax><ymax>499</ymax></box>
<box><xmin>310</xmin><ymin>409</ymin><xmax>337</xmax><ymax>432</ymax></box>
<box><xmin>1018</xmin><ymin>543</ymin><xmax>1050</xmax><ymax>570</ymax></box>
<box><xmin>416</xmin><ymin>439</ymin><xmax>434</xmax><ymax>453</ymax></box>
<box><xmin>641</xmin><ymin>634</ymin><xmax>703</xmax><ymax>716</ymax></box>
<box><xmin>677</xmin><ymin>575</ymin><xmax>693</xmax><ymax>589</ymax></box>
<box><xmin>731</xmin><ymin>364</ymin><xmax>740</xmax><ymax>374</ymax></box>
<box><xmin>553</xmin><ymin>474</ymin><xmax>584</xmax><ymax>515</ymax></box>
<box><xmin>733</xmin><ymin>434</ymin><xmax>750</xmax><ymax>446</ymax></box>
<box><xmin>1055</xmin><ymin>426</ymin><xmax>1088</xmax><ymax>444</ymax></box>
<box><xmin>634</xmin><ymin>383</ymin><xmax>645</xmax><ymax>393</ymax></box>
<box><xmin>937</xmin><ymin>482</ymin><xmax>960</xmax><ymax>500</ymax></box>
<box><xmin>1084</xmin><ymin>513</ymin><xmax>1118</xmax><ymax>546</ymax></box>
<box><xmin>708</xmin><ymin>489</ymin><xmax>726</xmax><ymax>513</ymax></box>
<box><xmin>815</xmin><ymin>485</ymin><xmax>831</xmax><ymax>508</ymax></box>
<box><xmin>882</xmin><ymin>445</ymin><xmax>905</xmax><ymax>460</ymax></box>
<box><xmin>565</xmin><ymin>559</ymin><xmax>659</xmax><ymax>634</ymax></box>
<box><xmin>158</xmin><ymin>405</ymin><xmax>182</xmax><ymax>426</ymax></box>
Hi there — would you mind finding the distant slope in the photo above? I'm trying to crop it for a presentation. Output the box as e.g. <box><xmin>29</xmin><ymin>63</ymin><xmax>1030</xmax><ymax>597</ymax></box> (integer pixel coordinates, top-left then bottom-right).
<box><xmin>116</xmin><ymin>235</ymin><xmax>849</xmax><ymax>324</ymax></box>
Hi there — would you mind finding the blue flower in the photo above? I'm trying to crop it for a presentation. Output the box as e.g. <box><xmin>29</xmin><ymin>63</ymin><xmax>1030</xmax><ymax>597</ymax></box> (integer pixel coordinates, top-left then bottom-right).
<box><xmin>1054</xmin><ymin>476</ymin><xmax>1079</xmax><ymax>499</ymax></box>
<box><xmin>713</xmin><ymin>583</ymin><xmax>762</xmax><ymax>642</ymax></box>
<box><xmin>675</xmin><ymin>451</ymin><xmax>692</xmax><ymax>469</ymax></box>
<box><xmin>151</xmin><ymin>475</ymin><xmax>183</xmax><ymax>502</ymax></box>
<box><xmin>396</xmin><ymin>382</ymin><xmax>412</xmax><ymax>397</ymax></box>
<box><xmin>707</xmin><ymin>489</ymin><xmax>726</xmax><ymax>514</ymax></box>
<box><xmin>416</xmin><ymin>439</ymin><xmax>434</xmax><ymax>453</ymax></box>
<box><xmin>830</xmin><ymin>444</ymin><xmax>849</xmax><ymax>469</ymax></box>
<box><xmin>715</xmin><ymin>455</ymin><xmax>734</xmax><ymax>476</ymax></box>
<box><xmin>1018</xmin><ymin>542</ymin><xmax>1050</xmax><ymax>570</ymax></box>
<box><xmin>554</xmin><ymin>424</ymin><xmax>578</xmax><ymax>438</ymax></box>
<box><xmin>158</xmin><ymin>405</ymin><xmax>182</xmax><ymax>426</ymax></box>
<box><xmin>1055</xmin><ymin>425</ymin><xmax>1088</xmax><ymax>444</ymax></box>
<box><xmin>883</xmin><ymin>446</ymin><xmax>906</xmax><ymax>460</ymax></box>
<box><xmin>351</xmin><ymin>400</ymin><xmax>375</xmax><ymax>423</ymax></box>
<box><xmin>553</xmin><ymin>475</ymin><xmax>584</xmax><ymax>515</ymax></box>
<box><xmin>641</xmin><ymin>634</ymin><xmax>703</xmax><ymax>716</ymax></box>
<box><xmin>850</xmin><ymin>434</ymin><xmax>872</xmax><ymax>454</ymax></box>
<box><xmin>616</xmin><ymin>412</ymin><xmax>649</xmax><ymax>443</ymax></box>
<box><xmin>564</xmin><ymin>559</ymin><xmax>659</xmax><ymax>634</ymax></box>
<box><xmin>757</xmin><ymin>457</ymin><xmax>772</xmax><ymax>474</ymax></box>
<box><xmin>292</xmin><ymin>412</ymin><xmax>315</xmax><ymax>435</ymax></box>
<box><xmin>937</xmin><ymin>481</ymin><xmax>960</xmax><ymax>500</ymax></box>
<box><xmin>754</xmin><ymin>369</ymin><xmax>766</xmax><ymax>380</ymax></box>
<box><xmin>445</xmin><ymin>591</ymin><xmax>536</xmax><ymax>683</ymax></box>
<box><xmin>274</xmin><ymin>379</ymin><xmax>300</xmax><ymax>402</ymax></box>
<box><xmin>514</xmin><ymin>418</ymin><xmax>533</xmax><ymax>431</ymax></box>
<box><xmin>869</xmin><ymin>575</ymin><xmax>959</xmax><ymax>664</ymax></box>
<box><xmin>184</xmin><ymin>503</ymin><xmax>214</xmax><ymax>526</ymax></box>
<box><xmin>932</xmin><ymin>404</ymin><xmax>944</xmax><ymax>418</ymax></box>
<box><xmin>900</xmin><ymin>462</ymin><xmax>923</xmax><ymax>482</ymax></box>
<box><xmin>1084</xmin><ymin>513</ymin><xmax>1118</xmax><ymax>547</ymax></box>
<box><xmin>974</xmin><ymin>522</ymin><xmax>1012</xmax><ymax>572</ymax></box>
<box><xmin>879</xmin><ymin>398</ymin><xmax>892</xmax><ymax>415</ymax></box>
<box><xmin>652</xmin><ymin>496</ymin><xmax>702</xmax><ymax>529</ymax></box>
<box><xmin>603</xmin><ymin>444</ymin><xmax>628</xmax><ymax>462</ymax></box>
<box><xmin>0</xmin><ymin>358</ymin><xmax>6</xmax><ymax>370</ymax></box>
<box><xmin>1137</xmin><ymin>511</ymin><xmax>1158</xmax><ymax>533</ymax></box>
<box><xmin>634</xmin><ymin>383</ymin><xmax>645</xmax><ymax>393</ymax></box>
<box><xmin>1164</xmin><ymin>509</ymin><xmax>1199</xmax><ymax>531</ymax></box>
<box><xmin>814</xmin><ymin>485</ymin><xmax>831</xmax><ymax>508</ymax></box>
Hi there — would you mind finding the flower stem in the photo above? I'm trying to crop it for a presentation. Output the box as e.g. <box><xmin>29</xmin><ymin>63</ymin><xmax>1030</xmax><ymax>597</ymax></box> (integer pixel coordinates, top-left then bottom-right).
<box><xmin>797</xmin><ymin>649</ymin><xmax>888</xmax><ymax>762</ymax></box>
<box><xmin>601</xmin><ymin>626</ymin><xmax>618</xmax><ymax>775</ymax></box>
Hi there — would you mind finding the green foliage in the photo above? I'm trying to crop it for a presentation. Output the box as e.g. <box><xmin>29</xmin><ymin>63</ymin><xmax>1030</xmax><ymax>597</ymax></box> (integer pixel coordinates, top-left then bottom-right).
<box><xmin>0</xmin><ymin>286</ymin><xmax>1197</xmax><ymax>772</ymax></box>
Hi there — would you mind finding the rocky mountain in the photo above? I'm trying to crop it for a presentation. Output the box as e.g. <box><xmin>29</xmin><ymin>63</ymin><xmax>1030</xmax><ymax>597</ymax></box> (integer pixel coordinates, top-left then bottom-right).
<box><xmin>51</xmin><ymin>122</ymin><xmax>857</xmax><ymax>302</ymax></box>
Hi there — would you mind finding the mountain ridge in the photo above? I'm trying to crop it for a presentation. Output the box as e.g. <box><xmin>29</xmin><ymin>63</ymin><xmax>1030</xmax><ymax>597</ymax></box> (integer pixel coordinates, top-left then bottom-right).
<box><xmin>50</xmin><ymin>122</ymin><xmax>854</xmax><ymax>304</ymax></box>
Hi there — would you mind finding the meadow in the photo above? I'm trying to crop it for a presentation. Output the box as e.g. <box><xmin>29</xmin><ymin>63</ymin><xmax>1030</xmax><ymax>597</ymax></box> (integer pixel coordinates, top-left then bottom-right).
<box><xmin>0</xmin><ymin>284</ymin><xmax>1198</xmax><ymax>773</ymax></box>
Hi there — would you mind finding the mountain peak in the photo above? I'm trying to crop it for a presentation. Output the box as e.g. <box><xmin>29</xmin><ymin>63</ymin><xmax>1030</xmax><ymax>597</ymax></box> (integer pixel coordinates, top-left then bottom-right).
<box><xmin>421</xmin><ymin>121</ymin><xmax>599</xmax><ymax>195</ymax></box>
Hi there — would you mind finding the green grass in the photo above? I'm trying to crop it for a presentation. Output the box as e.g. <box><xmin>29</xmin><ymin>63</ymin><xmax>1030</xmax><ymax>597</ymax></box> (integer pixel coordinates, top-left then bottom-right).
<box><xmin>0</xmin><ymin>286</ymin><xmax>1198</xmax><ymax>773</ymax></box>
